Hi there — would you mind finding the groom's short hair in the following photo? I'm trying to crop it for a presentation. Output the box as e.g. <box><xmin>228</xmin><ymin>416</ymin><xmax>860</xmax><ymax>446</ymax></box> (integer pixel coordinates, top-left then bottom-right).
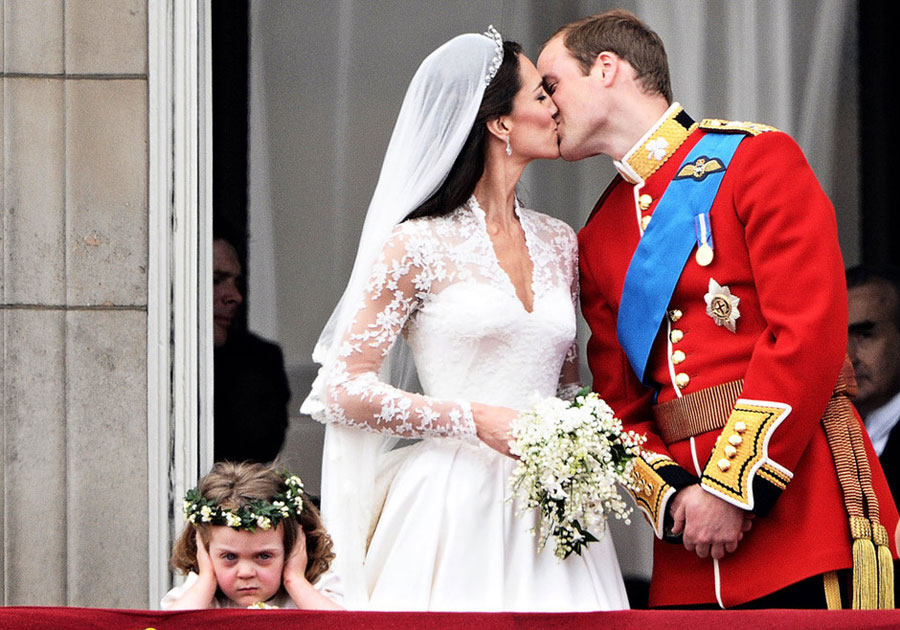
<box><xmin>548</xmin><ymin>9</ymin><xmax>672</xmax><ymax>103</ymax></box>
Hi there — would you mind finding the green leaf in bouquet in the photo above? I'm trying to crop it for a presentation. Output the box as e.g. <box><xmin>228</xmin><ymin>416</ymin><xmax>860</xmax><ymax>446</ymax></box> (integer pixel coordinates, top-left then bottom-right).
<box><xmin>563</xmin><ymin>521</ymin><xmax>600</xmax><ymax>559</ymax></box>
<box><xmin>572</xmin><ymin>386</ymin><xmax>593</xmax><ymax>404</ymax></box>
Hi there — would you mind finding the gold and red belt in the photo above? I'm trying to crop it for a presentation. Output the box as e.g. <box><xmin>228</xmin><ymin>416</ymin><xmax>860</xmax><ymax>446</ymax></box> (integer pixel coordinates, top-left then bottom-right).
<box><xmin>653</xmin><ymin>379</ymin><xmax>743</xmax><ymax>445</ymax></box>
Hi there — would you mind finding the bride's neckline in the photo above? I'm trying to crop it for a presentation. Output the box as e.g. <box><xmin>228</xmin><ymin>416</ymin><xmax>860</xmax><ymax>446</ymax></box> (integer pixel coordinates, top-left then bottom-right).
<box><xmin>465</xmin><ymin>195</ymin><xmax>537</xmax><ymax>314</ymax></box>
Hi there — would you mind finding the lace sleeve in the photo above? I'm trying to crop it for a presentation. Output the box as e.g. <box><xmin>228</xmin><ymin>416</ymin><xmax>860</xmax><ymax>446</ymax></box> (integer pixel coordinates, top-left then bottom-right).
<box><xmin>557</xmin><ymin>342</ymin><xmax>582</xmax><ymax>401</ymax></box>
<box><xmin>321</xmin><ymin>224</ymin><xmax>476</xmax><ymax>439</ymax></box>
<box><xmin>557</xmin><ymin>225</ymin><xmax>582</xmax><ymax>401</ymax></box>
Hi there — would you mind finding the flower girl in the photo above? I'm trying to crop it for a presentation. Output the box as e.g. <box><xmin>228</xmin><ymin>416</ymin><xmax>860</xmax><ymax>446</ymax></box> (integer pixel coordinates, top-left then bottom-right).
<box><xmin>161</xmin><ymin>461</ymin><xmax>343</xmax><ymax>610</ymax></box>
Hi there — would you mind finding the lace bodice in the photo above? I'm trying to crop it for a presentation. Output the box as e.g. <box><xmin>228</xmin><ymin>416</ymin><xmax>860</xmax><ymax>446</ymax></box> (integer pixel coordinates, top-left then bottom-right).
<box><xmin>321</xmin><ymin>197</ymin><xmax>580</xmax><ymax>440</ymax></box>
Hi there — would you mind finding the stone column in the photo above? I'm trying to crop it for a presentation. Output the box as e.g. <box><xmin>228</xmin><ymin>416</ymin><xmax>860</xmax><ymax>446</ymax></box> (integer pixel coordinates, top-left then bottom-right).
<box><xmin>2</xmin><ymin>0</ymin><xmax>150</xmax><ymax>607</ymax></box>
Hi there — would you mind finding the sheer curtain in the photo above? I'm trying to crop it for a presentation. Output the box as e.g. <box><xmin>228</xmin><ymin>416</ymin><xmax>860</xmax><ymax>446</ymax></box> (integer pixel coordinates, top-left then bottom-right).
<box><xmin>246</xmin><ymin>0</ymin><xmax>857</xmax><ymax>585</ymax></box>
<box><xmin>636</xmin><ymin>0</ymin><xmax>855</xmax><ymax>232</ymax></box>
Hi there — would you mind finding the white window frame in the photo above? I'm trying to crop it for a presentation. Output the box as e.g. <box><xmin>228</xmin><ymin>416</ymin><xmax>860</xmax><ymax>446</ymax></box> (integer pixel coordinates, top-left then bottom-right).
<box><xmin>147</xmin><ymin>0</ymin><xmax>214</xmax><ymax>607</ymax></box>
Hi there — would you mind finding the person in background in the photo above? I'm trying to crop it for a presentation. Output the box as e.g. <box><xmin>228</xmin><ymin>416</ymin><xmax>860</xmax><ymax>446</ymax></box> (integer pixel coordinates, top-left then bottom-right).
<box><xmin>213</xmin><ymin>236</ymin><xmax>290</xmax><ymax>463</ymax></box>
<box><xmin>847</xmin><ymin>264</ymin><xmax>900</xmax><ymax>499</ymax></box>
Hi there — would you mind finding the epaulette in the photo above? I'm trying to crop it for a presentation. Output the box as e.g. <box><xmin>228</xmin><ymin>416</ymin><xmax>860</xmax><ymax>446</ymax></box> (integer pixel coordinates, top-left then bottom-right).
<box><xmin>699</xmin><ymin>118</ymin><xmax>779</xmax><ymax>136</ymax></box>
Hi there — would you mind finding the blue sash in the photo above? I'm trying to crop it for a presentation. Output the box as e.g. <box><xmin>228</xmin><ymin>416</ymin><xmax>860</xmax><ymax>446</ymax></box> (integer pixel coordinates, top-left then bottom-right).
<box><xmin>617</xmin><ymin>132</ymin><xmax>744</xmax><ymax>384</ymax></box>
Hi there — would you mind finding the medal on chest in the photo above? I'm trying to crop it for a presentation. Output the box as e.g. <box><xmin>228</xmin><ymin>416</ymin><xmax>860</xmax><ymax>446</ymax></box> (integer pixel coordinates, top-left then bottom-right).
<box><xmin>694</xmin><ymin>212</ymin><xmax>714</xmax><ymax>267</ymax></box>
<box><xmin>704</xmin><ymin>278</ymin><xmax>740</xmax><ymax>332</ymax></box>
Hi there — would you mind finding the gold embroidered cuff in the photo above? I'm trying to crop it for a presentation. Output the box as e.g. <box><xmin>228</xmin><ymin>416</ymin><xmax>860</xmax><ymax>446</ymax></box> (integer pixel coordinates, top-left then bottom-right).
<box><xmin>701</xmin><ymin>398</ymin><xmax>793</xmax><ymax>510</ymax></box>
<box><xmin>630</xmin><ymin>451</ymin><xmax>694</xmax><ymax>538</ymax></box>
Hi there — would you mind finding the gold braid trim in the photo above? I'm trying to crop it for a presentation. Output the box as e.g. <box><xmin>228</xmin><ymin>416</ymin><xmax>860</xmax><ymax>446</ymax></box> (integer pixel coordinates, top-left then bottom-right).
<box><xmin>699</xmin><ymin>119</ymin><xmax>780</xmax><ymax>136</ymax></box>
<box><xmin>824</xmin><ymin>571</ymin><xmax>843</xmax><ymax>610</ymax></box>
<box><xmin>873</xmin><ymin>522</ymin><xmax>895</xmax><ymax>609</ymax></box>
<box><xmin>654</xmin><ymin>379</ymin><xmax>744</xmax><ymax>445</ymax></box>
<box><xmin>757</xmin><ymin>463</ymin><xmax>790</xmax><ymax>491</ymax></box>
<box><xmin>846</xmin><ymin>406</ymin><xmax>895</xmax><ymax>609</ymax></box>
<box><xmin>700</xmin><ymin>400</ymin><xmax>790</xmax><ymax>509</ymax></box>
<box><xmin>619</xmin><ymin>105</ymin><xmax>698</xmax><ymax>182</ymax></box>
<box><xmin>821</xmin><ymin>358</ymin><xmax>893</xmax><ymax>609</ymax></box>
<box><xmin>849</xmin><ymin>516</ymin><xmax>878</xmax><ymax>609</ymax></box>
<box><xmin>630</xmin><ymin>454</ymin><xmax>674</xmax><ymax>537</ymax></box>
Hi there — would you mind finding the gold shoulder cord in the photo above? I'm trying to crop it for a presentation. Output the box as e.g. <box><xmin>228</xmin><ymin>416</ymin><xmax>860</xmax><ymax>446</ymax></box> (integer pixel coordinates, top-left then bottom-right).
<box><xmin>821</xmin><ymin>358</ymin><xmax>894</xmax><ymax>609</ymax></box>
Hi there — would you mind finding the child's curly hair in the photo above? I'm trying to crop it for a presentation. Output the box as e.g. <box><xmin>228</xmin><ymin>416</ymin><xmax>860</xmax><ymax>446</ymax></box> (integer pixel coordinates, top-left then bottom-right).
<box><xmin>171</xmin><ymin>461</ymin><xmax>335</xmax><ymax>584</ymax></box>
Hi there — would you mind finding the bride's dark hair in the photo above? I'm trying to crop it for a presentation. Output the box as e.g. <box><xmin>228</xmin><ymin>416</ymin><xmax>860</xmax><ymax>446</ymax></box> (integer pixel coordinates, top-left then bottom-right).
<box><xmin>404</xmin><ymin>40</ymin><xmax>523</xmax><ymax>221</ymax></box>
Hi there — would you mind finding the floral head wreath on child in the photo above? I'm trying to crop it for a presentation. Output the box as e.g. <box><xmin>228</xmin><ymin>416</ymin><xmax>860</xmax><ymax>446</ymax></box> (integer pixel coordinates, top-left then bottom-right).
<box><xmin>182</xmin><ymin>472</ymin><xmax>305</xmax><ymax>532</ymax></box>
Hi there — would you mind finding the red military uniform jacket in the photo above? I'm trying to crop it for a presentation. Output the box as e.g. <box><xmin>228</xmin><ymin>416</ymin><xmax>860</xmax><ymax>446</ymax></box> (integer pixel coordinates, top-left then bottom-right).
<box><xmin>579</xmin><ymin>104</ymin><xmax>898</xmax><ymax>607</ymax></box>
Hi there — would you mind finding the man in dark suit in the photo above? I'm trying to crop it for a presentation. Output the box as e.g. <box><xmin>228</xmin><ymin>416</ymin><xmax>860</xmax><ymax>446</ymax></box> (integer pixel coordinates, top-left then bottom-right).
<box><xmin>848</xmin><ymin>265</ymin><xmax>900</xmax><ymax>499</ymax></box>
<box><xmin>213</xmin><ymin>236</ymin><xmax>290</xmax><ymax>463</ymax></box>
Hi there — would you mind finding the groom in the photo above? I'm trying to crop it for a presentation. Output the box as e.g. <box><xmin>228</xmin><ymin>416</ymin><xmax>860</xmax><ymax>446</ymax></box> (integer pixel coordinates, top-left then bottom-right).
<box><xmin>538</xmin><ymin>10</ymin><xmax>898</xmax><ymax>609</ymax></box>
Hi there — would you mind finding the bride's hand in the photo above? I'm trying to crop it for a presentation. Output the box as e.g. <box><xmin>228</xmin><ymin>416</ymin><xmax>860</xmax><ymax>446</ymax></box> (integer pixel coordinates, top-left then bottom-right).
<box><xmin>470</xmin><ymin>402</ymin><xmax>518</xmax><ymax>457</ymax></box>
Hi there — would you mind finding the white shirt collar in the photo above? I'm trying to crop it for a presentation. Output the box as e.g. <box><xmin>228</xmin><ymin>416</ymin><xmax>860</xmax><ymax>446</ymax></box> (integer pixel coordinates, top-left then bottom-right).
<box><xmin>864</xmin><ymin>389</ymin><xmax>900</xmax><ymax>456</ymax></box>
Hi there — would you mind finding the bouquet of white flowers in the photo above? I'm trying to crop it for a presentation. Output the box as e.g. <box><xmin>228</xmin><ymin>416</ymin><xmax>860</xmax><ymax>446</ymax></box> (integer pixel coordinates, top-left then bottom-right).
<box><xmin>509</xmin><ymin>387</ymin><xmax>645</xmax><ymax>559</ymax></box>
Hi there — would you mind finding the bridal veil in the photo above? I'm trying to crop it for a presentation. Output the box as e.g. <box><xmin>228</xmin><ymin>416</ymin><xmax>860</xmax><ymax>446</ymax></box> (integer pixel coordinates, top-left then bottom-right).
<box><xmin>301</xmin><ymin>28</ymin><xmax>504</xmax><ymax>607</ymax></box>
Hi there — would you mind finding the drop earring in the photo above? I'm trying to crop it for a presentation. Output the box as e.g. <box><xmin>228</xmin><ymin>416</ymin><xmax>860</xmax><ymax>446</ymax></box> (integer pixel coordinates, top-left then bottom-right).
<box><xmin>505</xmin><ymin>136</ymin><xmax>512</xmax><ymax>156</ymax></box>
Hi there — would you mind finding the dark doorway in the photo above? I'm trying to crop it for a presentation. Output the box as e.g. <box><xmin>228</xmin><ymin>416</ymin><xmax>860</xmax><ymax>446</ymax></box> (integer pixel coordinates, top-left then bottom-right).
<box><xmin>210</xmin><ymin>1</ymin><xmax>290</xmax><ymax>466</ymax></box>
<box><xmin>212</xmin><ymin>0</ymin><xmax>250</xmax><ymax>282</ymax></box>
<box><xmin>859</xmin><ymin>2</ymin><xmax>900</xmax><ymax>266</ymax></box>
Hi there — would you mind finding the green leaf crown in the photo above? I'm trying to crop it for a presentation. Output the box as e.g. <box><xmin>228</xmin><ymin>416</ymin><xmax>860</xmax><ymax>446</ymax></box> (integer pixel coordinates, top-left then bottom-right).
<box><xmin>182</xmin><ymin>472</ymin><xmax>305</xmax><ymax>532</ymax></box>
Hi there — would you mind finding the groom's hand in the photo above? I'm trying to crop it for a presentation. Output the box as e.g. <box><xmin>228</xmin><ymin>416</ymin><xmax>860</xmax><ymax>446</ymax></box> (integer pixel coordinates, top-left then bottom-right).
<box><xmin>670</xmin><ymin>484</ymin><xmax>753</xmax><ymax>560</ymax></box>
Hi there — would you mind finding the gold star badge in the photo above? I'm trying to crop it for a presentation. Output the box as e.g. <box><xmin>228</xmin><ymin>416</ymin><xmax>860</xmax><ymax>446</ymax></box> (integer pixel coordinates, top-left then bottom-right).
<box><xmin>704</xmin><ymin>278</ymin><xmax>740</xmax><ymax>332</ymax></box>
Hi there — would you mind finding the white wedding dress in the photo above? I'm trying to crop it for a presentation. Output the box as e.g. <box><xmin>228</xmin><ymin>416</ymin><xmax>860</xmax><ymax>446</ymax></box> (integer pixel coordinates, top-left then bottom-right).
<box><xmin>319</xmin><ymin>197</ymin><xmax>629</xmax><ymax>611</ymax></box>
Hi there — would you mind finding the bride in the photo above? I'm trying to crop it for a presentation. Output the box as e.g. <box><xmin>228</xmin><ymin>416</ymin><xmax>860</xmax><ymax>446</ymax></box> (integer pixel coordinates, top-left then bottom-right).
<box><xmin>302</xmin><ymin>27</ymin><xmax>629</xmax><ymax>611</ymax></box>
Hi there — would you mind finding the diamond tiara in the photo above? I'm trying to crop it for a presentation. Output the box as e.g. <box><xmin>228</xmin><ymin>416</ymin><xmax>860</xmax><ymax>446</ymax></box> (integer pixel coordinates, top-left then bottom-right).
<box><xmin>484</xmin><ymin>25</ymin><xmax>504</xmax><ymax>84</ymax></box>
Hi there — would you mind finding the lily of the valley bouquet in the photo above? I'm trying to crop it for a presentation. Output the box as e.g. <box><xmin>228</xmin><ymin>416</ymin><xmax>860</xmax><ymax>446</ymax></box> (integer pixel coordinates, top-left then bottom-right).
<box><xmin>509</xmin><ymin>387</ymin><xmax>645</xmax><ymax>559</ymax></box>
